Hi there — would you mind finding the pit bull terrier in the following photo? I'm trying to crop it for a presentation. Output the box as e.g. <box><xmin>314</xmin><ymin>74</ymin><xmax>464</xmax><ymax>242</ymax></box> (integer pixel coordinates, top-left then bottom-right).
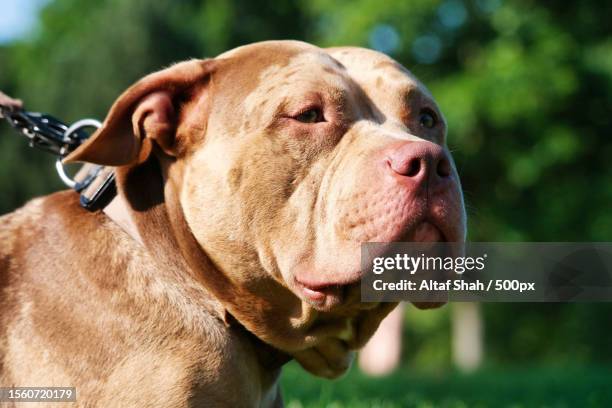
<box><xmin>0</xmin><ymin>40</ymin><xmax>466</xmax><ymax>407</ymax></box>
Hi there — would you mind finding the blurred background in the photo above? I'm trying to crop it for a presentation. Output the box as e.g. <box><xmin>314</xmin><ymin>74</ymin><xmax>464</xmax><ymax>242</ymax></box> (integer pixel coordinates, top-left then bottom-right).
<box><xmin>1</xmin><ymin>0</ymin><xmax>611</xmax><ymax>406</ymax></box>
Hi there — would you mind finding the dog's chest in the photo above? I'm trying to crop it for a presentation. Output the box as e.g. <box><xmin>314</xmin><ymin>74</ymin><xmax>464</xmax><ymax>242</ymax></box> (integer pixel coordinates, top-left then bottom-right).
<box><xmin>4</xmin><ymin>312</ymin><xmax>280</xmax><ymax>407</ymax></box>
<box><xmin>107</xmin><ymin>303</ymin><xmax>283</xmax><ymax>406</ymax></box>
<box><xmin>94</xmin><ymin>335</ymin><xmax>279</xmax><ymax>407</ymax></box>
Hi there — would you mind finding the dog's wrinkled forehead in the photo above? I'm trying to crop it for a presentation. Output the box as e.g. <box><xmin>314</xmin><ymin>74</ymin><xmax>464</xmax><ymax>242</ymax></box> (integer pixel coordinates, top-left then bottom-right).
<box><xmin>211</xmin><ymin>41</ymin><xmax>439</xmax><ymax>129</ymax></box>
<box><xmin>240</xmin><ymin>51</ymin><xmax>346</xmax><ymax>116</ymax></box>
<box><xmin>327</xmin><ymin>47</ymin><xmax>444</xmax><ymax>128</ymax></box>
<box><xmin>214</xmin><ymin>41</ymin><xmax>344</xmax><ymax>115</ymax></box>
<box><xmin>326</xmin><ymin>47</ymin><xmax>422</xmax><ymax>87</ymax></box>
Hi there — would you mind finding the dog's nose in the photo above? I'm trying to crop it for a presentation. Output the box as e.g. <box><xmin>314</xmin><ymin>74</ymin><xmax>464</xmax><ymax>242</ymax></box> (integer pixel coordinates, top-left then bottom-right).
<box><xmin>386</xmin><ymin>141</ymin><xmax>452</xmax><ymax>185</ymax></box>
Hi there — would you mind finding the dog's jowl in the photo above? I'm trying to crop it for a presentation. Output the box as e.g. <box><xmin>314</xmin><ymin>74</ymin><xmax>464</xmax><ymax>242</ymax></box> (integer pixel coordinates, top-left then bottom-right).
<box><xmin>0</xmin><ymin>41</ymin><xmax>465</xmax><ymax>407</ymax></box>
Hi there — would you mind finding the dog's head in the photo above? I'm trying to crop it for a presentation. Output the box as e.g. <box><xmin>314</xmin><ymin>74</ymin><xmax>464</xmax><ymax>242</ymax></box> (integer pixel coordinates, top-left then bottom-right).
<box><xmin>66</xmin><ymin>41</ymin><xmax>466</xmax><ymax>378</ymax></box>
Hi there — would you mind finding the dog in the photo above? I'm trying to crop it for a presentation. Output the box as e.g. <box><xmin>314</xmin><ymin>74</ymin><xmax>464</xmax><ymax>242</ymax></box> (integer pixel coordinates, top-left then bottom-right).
<box><xmin>0</xmin><ymin>40</ymin><xmax>466</xmax><ymax>407</ymax></box>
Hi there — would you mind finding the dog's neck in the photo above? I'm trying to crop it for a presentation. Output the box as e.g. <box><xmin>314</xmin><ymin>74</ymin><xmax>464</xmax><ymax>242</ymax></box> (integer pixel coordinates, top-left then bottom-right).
<box><xmin>111</xmin><ymin>155</ymin><xmax>291</xmax><ymax>372</ymax></box>
<box><xmin>103</xmin><ymin>192</ymin><xmax>143</xmax><ymax>245</ymax></box>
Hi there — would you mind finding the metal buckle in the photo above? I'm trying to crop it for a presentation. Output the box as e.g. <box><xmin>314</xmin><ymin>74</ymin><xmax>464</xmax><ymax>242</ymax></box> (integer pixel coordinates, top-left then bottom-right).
<box><xmin>79</xmin><ymin>172</ymin><xmax>116</xmax><ymax>211</ymax></box>
<box><xmin>56</xmin><ymin>119</ymin><xmax>102</xmax><ymax>188</ymax></box>
<box><xmin>56</xmin><ymin>118</ymin><xmax>117</xmax><ymax>211</ymax></box>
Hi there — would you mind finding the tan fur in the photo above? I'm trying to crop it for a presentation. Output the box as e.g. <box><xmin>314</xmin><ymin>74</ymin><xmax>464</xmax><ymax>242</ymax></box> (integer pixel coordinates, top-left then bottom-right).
<box><xmin>0</xmin><ymin>40</ymin><xmax>465</xmax><ymax>407</ymax></box>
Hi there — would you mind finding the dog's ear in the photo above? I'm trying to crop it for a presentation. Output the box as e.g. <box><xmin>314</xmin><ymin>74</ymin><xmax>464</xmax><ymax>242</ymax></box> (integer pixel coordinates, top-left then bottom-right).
<box><xmin>64</xmin><ymin>59</ymin><xmax>215</xmax><ymax>166</ymax></box>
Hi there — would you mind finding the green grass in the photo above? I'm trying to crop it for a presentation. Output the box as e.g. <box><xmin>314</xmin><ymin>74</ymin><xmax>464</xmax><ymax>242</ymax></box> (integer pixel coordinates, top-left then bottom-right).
<box><xmin>281</xmin><ymin>362</ymin><xmax>612</xmax><ymax>407</ymax></box>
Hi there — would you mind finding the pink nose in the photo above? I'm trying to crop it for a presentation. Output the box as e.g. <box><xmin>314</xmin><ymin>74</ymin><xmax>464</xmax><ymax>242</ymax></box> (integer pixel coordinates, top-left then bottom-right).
<box><xmin>386</xmin><ymin>141</ymin><xmax>452</xmax><ymax>186</ymax></box>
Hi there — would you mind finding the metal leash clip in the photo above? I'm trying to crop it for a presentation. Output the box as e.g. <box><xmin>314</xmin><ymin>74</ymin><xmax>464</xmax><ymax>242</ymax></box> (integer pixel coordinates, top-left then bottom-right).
<box><xmin>0</xmin><ymin>107</ymin><xmax>87</xmax><ymax>156</ymax></box>
<box><xmin>55</xmin><ymin>118</ymin><xmax>102</xmax><ymax>188</ymax></box>
<box><xmin>0</xmin><ymin>104</ymin><xmax>116</xmax><ymax>211</ymax></box>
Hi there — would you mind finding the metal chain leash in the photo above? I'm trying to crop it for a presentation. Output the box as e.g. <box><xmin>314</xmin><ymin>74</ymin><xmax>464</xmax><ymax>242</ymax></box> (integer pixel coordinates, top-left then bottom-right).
<box><xmin>0</xmin><ymin>103</ymin><xmax>101</xmax><ymax>188</ymax></box>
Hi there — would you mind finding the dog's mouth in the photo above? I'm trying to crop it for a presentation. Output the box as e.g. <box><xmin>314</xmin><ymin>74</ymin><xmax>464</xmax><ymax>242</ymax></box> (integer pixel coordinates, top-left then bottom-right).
<box><xmin>294</xmin><ymin>220</ymin><xmax>446</xmax><ymax>311</ymax></box>
<box><xmin>294</xmin><ymin>279</ymin><xmax>345</xmax><ymax>308</ymax></box>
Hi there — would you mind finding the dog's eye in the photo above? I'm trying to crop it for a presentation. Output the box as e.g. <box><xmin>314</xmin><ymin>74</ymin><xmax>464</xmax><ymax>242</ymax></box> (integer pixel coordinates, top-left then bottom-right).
<box><xmin>295</xmin><ymin>108</ymin><xmax>324</xmax><ymax>123</ymax></box>
<box><xmin>419</xmin><ymin>109</ymin><xmax>437</xmax><ymax>129</ymax></box>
